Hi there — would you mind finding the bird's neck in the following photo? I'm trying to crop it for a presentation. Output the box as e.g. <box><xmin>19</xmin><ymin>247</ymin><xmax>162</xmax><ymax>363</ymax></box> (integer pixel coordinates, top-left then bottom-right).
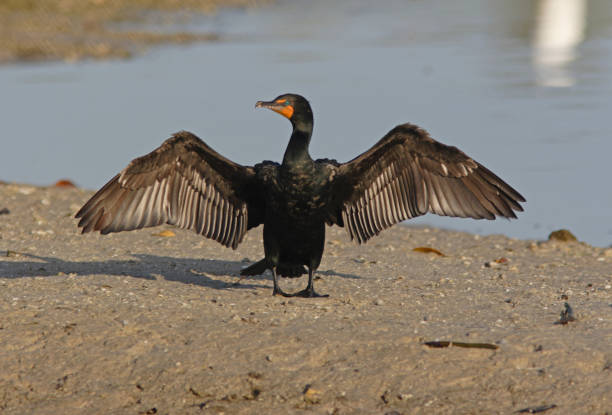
<box><xmin>282</xmin><ymin>122</ymin><xmax>313</xmax><ymax>165</ymax></box>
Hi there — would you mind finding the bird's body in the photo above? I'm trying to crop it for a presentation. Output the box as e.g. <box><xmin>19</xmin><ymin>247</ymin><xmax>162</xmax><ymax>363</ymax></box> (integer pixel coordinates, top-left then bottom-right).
<box><xmin>76</xmin><ymin>94</ymin><xmax>525</xmax><ymax>297</ymax></box>
<box><xmin>257</xmin><ymin>159</ymin><xmax>337</xmax><ymax>279</ymax></box>
<box><xmin>266</xmin><ymin>162</ymin><xmax>326</xmax><ymax>263</ymax></box>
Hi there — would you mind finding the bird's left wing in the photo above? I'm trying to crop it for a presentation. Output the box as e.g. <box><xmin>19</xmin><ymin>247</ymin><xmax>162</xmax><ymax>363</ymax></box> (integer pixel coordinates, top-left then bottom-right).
<box><xmin>76</xmin><ymin>131</ymin><xmax>262</xmax><ymax>249</ymax></box>
<box><xmin>328</xmin><ymin>123</ymin><xmax>525</xmax><ymax>243</ymax></box>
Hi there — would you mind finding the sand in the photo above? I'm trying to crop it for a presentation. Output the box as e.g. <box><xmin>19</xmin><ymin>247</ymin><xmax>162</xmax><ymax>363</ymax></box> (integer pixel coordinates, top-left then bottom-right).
<box><xmin>0</xmin><ymin>0</ymin><xmax>268</xmax><ymax>63</ymax></box>
<box><xmin>0</xmin><ymin>182</ymin><xmax>611</xmax><ymax>414</ymax></box>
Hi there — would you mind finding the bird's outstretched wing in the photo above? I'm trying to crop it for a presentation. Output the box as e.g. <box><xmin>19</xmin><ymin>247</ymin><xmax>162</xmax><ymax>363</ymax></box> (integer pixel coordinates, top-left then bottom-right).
<box><xmin>76</xmin><ymin>131</ymin><xmax>263</xmax><ymax>249</ymax></box>
<box><xmin>329</xmin><ymin>123</ymin><xmax>525</xmax><ymax>243</ymax></box>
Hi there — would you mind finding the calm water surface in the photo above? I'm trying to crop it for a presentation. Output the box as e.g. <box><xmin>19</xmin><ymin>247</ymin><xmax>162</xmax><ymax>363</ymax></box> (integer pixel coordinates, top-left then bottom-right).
<box><xmin>1</xmin><ymin>0</ymin><xmax>612</xmax><ymax>246</ymax></box>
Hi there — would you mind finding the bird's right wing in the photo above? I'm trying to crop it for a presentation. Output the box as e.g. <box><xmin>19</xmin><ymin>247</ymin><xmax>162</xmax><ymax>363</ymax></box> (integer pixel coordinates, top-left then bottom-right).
<box><xmin>76</xmin><ymin>131</ymin><xmax>263</xmax><ymax>249</ymax></box>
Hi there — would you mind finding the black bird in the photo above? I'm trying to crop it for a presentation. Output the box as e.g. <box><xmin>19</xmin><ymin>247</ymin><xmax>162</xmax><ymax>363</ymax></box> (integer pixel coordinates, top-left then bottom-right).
<box><xmin>76</xmin><ymin>94</ymin><xmax>525</xmax><ymax>297</ymax></box>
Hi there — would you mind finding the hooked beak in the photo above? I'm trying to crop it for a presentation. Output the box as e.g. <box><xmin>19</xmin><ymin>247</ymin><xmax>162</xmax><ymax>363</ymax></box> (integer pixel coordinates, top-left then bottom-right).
<box><xmin>255</xmin><ymin>99</ymin><xmax>294</xmax><ymax>119</ymax></box>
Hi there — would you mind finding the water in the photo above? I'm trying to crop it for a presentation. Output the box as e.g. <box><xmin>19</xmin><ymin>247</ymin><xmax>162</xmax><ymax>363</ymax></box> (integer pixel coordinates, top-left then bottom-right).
<box><xmin>1</xmin><ymin>0</ymin><xmax>612</xmax><ymax>246</ymax></box>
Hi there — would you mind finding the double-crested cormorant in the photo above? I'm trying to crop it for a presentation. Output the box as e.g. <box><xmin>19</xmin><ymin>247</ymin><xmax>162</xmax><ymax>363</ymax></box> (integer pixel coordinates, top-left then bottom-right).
<box><xmin>76</xmin><ymin>94</ymin><xmax>525</xmax><ymax>297</ymax></box>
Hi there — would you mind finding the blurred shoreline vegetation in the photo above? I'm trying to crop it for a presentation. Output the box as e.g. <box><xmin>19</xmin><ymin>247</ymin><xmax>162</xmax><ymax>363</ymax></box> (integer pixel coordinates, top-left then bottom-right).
<box><xmin>0</xmin><ymin>0</ymin><xmax>269</xmax><ymax>63</ymax></box>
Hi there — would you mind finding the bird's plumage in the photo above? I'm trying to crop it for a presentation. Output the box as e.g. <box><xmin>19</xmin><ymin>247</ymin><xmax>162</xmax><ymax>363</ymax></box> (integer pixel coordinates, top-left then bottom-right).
<box><xmin>76</xmin><ymin>93</ymin><xmax>525</xmax><ymax>297</ymax></box>
<box><xmin>76</xmin><ymin>131</ymin><xmax>264</xmax><ymax>249</ymax></box>
<box><xmin>327</xmin><ymin>123</ymin><xmax>524</xmax><ymax>243</ymax></box>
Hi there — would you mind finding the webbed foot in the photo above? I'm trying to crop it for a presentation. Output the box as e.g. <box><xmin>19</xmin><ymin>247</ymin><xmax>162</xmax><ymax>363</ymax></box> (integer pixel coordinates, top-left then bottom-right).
<box><xmin>271</xmin><ymin>265</ymin><xmax>328</xmax><ymax>298</ymax></box>
<box><xmin>286</xmin><ymin>288</ymin><xmax>329</xmax><ymax>298</ymax></box>
<box><xmin>272</xmin><ymin>286</ymin><xmax>293</xmax><ymax>297</ymax></box>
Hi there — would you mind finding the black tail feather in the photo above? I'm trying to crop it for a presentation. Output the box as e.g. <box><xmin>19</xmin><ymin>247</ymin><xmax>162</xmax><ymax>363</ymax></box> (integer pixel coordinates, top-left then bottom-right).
<box><xmin>240</xmin><ymin>259</ymin><xmax>306</xmax><ymax>278</ymax></box>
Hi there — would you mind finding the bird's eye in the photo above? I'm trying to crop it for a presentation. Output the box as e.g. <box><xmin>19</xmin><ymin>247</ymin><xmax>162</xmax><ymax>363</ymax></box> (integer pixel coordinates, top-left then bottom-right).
<box><xmin>276</xmin><ymin>99</ymin><xmax>289</xmax><ymax>106</ymax></box>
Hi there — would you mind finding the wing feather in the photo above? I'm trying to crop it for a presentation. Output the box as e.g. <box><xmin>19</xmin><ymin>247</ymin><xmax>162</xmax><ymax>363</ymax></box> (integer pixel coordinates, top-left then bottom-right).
<box><xmin>330</xmin><ymin>123</ymin><xmax>525</xmax><ymax>243</ymax></box>
<box><xmin>76</xmin><ymin>131</ymin><xmax>260</xmax><ymax>249</ymax></box>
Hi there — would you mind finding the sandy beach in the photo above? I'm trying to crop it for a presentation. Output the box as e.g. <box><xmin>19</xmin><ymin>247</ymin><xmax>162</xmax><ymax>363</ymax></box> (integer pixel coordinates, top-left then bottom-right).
<box><xmin>0</xmin><ymin>182</ymin><xmax>610</xmax><ymax>414</ymax></box>
<box><xmin>0</xmin><ymin>0</ymin><xmax>267</xmax><ymax>63</ymax></box>
<box><xmin>2</xmin><ymin>1</ymin><xmax>611</xmax><ymax>413</ymax></box>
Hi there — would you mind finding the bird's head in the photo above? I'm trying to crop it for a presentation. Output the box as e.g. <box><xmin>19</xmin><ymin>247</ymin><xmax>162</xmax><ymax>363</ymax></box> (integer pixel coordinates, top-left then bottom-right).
<box><xmin>255</xmin><ymin>94</ymin><xmax>312</xmax><ymax>128</ymax></box>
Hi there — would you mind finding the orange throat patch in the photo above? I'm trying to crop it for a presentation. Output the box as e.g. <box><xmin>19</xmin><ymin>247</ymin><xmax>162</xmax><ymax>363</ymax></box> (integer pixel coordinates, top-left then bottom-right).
<box><xmin>274</xmin><ymin>105</ymin><xmax>294</xmax><ymax>119</ymax></box>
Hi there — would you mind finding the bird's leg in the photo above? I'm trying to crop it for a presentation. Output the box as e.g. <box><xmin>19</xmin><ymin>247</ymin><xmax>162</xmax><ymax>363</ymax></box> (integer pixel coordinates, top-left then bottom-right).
<box><xmin>271</xmin><ymin>266</ymin><xmax>292</xmax><ymax>297</ymax></box>
<box><xmin>289</xmin><ymin>267</ymin><xmax>329</xmax><ymax>298</ymax></box>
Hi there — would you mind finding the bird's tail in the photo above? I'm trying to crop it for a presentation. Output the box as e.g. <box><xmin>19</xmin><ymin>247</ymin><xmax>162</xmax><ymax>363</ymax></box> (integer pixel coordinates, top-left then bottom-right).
<box><xmin>240</xmin><ymin>259</ymin><xmax>269</xmax><ymax>276</ymax></box>
<box><xmin>240</xmin><ymin>259</ymin><xmax>306</xmax><ymax>278</ymax></box>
